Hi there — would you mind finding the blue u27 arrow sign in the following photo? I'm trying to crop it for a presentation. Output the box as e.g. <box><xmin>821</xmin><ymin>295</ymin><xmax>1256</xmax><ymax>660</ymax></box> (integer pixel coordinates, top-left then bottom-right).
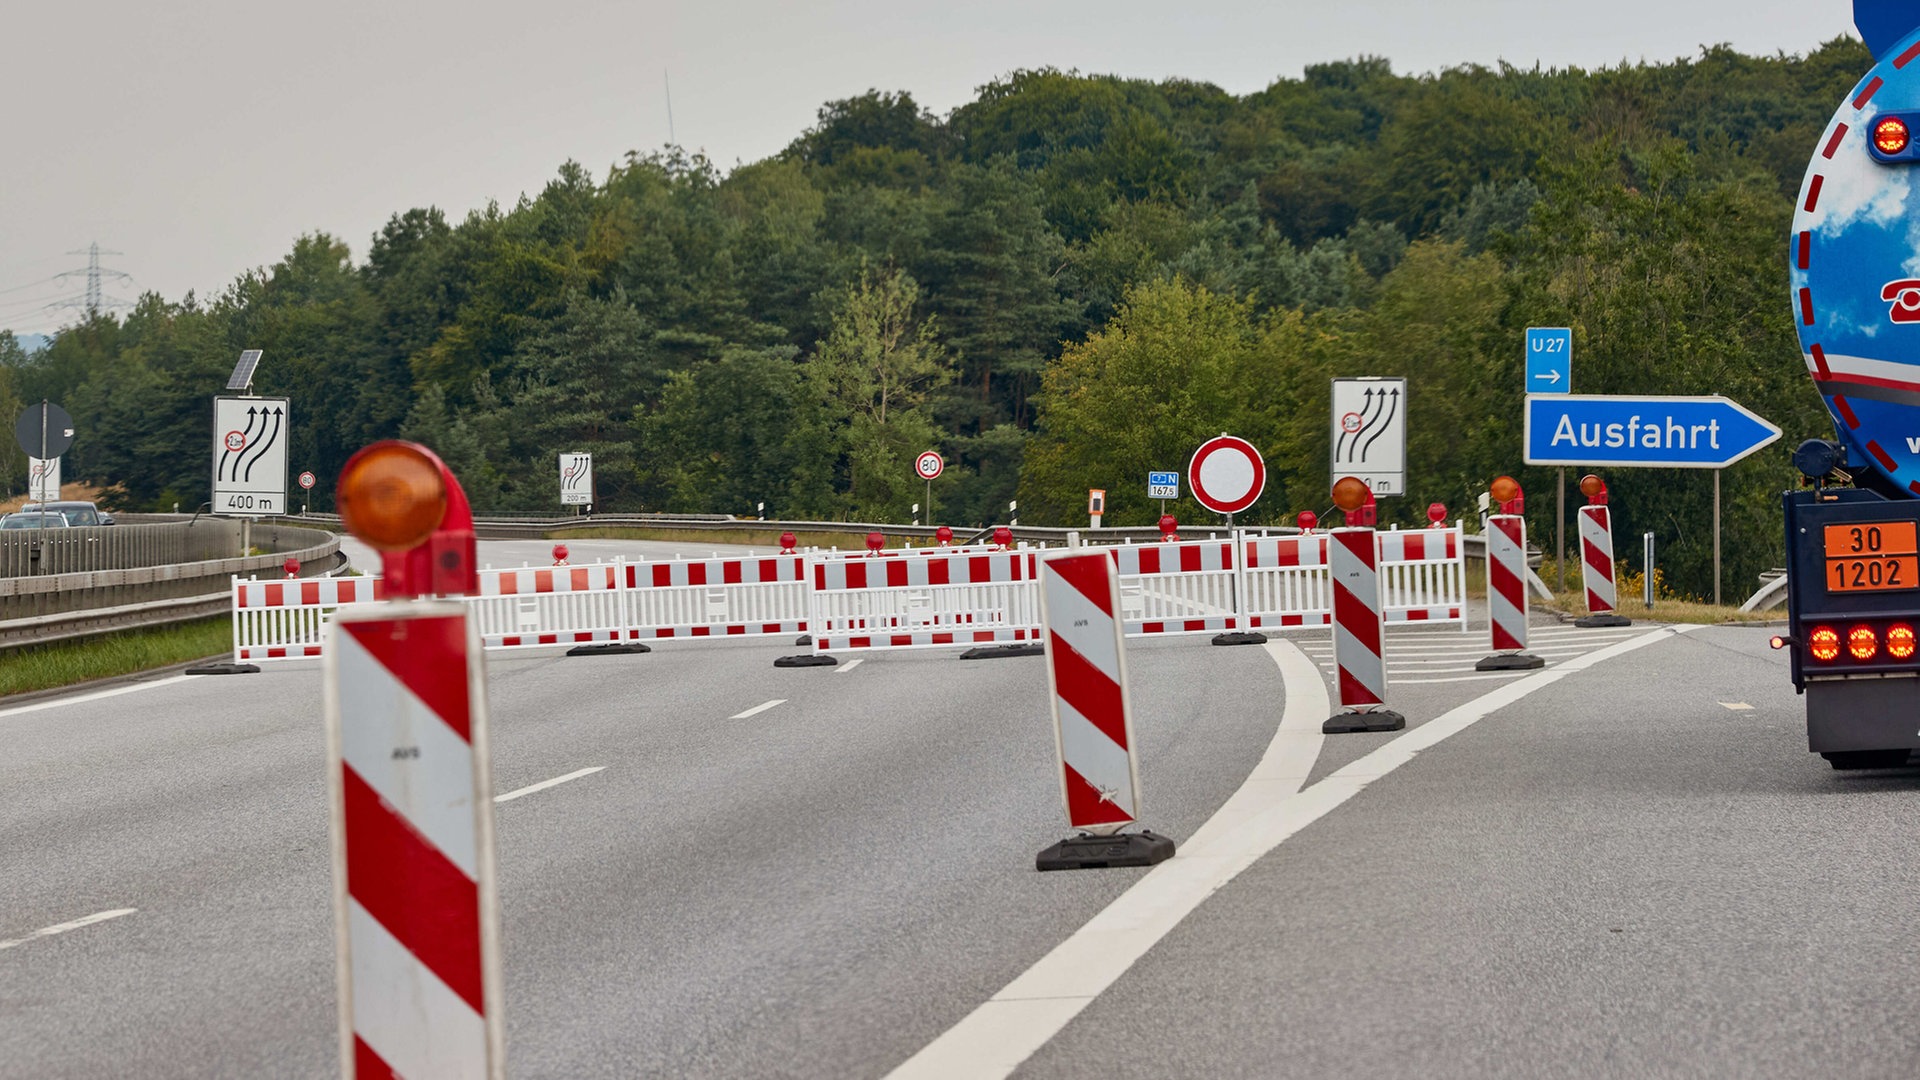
<box><xmin>1524</xmin><ymin>395</ymin><xmax>1781</xmax><ymax>469</ymax></box>
<box><xmin>1525</xmin><ymin>327</ymin><xmax>1572</xmax><ymax>393</ymax></box>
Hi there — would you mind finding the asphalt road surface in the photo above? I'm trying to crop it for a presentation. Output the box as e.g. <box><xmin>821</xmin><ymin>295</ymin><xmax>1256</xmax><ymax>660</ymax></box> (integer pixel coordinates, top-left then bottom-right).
<box><xmin>4</xmin><ymin>538</ymin><xmax>1914</xmax><ymax>1078</ymax></box>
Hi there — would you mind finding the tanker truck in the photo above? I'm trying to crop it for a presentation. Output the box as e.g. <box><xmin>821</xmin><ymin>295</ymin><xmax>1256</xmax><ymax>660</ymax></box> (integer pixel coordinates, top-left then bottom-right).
<box><xmin>1779</xmin><ymin>1</ymin><xmax>1920</xmax><ymax>767</ymax></box>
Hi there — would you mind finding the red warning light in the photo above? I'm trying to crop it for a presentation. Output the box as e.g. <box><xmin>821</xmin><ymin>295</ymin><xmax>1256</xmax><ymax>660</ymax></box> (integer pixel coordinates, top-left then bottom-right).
<box><xmin>1809</xmin><ymin>626</ymin><xmax>1841</xmax><ymax>662</ymax></box>
<box><xmin>1890</xmin><ymin>624</ymin><xmax>1917</xmax><ymax>660</ymax></box>
<box><xmin>1876</xmin><ymin>116</ymin><xmax>1910</xmax><ymax>155</ymax></box>
<box><xmin>1848</xmin><ymin>624</ymin><xmax>1878</xmax><ymax>661</ymax></box>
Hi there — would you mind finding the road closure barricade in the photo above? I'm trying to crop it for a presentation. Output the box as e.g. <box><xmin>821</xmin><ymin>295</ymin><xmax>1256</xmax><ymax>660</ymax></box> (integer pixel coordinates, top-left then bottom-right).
<box><xmin>232</xmin><ymin>575</ymin><xmax>385</xmax><ymax>661</ymax></box>
<box><xmin>805</xmin><ymin>547</ymin><xmax>1044</xmax><ymax>655</ymax></box>
<box><xmin>220</xmin><ymin>525</ymin><xmax>1468</xmax><ymax>665</ymax></box>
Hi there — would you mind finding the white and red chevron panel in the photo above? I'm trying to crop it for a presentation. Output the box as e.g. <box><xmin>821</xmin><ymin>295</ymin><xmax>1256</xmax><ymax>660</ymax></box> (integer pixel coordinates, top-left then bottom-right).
<box><xmin>324</xmin><ymin>604</ymin><xmax>504</xmax><ymax>1080</ymax></box>
<box><xmin>1578</xmin><ymin>506</ymin><xmax>1619</xmax><ymax>614</ymax></box>
<box><xmin>1486</xmin><ymin>515</ymin><xmax>1531</xmax><ymax>651</ymax></box>
<box><xmin>1041</xmin><ymin>551</ymin><xmax>1142</xmax><ymax>831</ymax></box>
<box><xmin>1329</xmin><ymin>528</ymin><xmax>1388</xmax><ymax>708</ymax></box>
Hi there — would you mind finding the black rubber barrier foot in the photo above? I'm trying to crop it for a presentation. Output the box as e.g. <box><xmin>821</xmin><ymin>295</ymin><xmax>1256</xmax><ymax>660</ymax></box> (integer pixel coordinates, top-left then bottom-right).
<box><xmin>1323</xmin><ymin>709</ymin><xmax>1406</xmax><ymax>734</ymax></box>
<box><xmin>1211</xmin><ymin>632</ymin><xmax>1267</xmax><ymax>646</ymax></box>
<box><xmin>960</xmin><ymin>643</ymin><xmax>1047</xmax><ymax>660</ymax></box>
<box><xmin>1036</xmin><ymin>830</ymin><xmax>1176</xmax><ymax>871</ymax></box>
<box><xmin>1475</xmin><ymin>652</ymin><xmax>1546</xmax><ymax>671</ymax></box>
<box><xmin>1574</xmin><ymin>614</ymin><xmax>1633</xmax><ymax>628</ymax></box>
<box><xmin>774</xmin><ymin>654</ymin><xmax>838</xmax><ymax>668</ymax></box>
<box><xmin>185</xmin><ymin>662</ymin><xmax>260</xmax><ymax>675</ymax></box>
<box><xmin>566</xmin><ymin>642</ymin><xmax>651</xmax><ymax>656</ymax></box>
<box><xmin>794</xmin><ymin>634</ymin><xmax>812</xmax><ymax>646</ymax></box>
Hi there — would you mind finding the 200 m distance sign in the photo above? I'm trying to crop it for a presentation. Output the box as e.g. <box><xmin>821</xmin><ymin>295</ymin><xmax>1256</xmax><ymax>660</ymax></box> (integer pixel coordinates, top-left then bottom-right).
<box><xmin>1188</xmin><ymin>435</ymin><xmax>1266</xmax><ymax>515</ymax></box>
<box><xmin>212</xmin><ymin>396</ymin><xmax>290</xmax><ymax>516</ymax></box>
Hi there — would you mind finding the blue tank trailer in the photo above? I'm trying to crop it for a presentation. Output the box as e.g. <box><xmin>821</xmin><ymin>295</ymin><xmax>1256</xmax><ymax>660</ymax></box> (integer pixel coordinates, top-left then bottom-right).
<box><xmin>1779</xmin><ymin>2</ymin><xmax>1920</xmax><ymax>767</ymax></box>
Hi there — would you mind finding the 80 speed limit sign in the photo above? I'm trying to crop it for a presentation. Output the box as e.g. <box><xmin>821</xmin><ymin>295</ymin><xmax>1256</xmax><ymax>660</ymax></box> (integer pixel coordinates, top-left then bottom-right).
<box><xmin>916</xmin><ymin>450</ymin><xmax>944</xmax><ymax>480</ymax></box>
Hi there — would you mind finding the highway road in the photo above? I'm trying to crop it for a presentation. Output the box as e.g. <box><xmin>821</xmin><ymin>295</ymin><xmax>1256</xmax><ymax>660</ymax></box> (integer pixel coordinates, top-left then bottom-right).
<box><xmin>4</xmin><ymin>537</ymin><xmax>1917</xmax><ymax>1078</ymax></box>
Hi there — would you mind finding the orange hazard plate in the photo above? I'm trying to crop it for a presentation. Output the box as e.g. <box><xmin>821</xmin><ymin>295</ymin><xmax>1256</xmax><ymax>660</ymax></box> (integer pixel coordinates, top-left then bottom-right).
<box><xmin>1824</xmin><ymin>521</ymin><xmax>1920</xmax><ymax>592</ymax></box>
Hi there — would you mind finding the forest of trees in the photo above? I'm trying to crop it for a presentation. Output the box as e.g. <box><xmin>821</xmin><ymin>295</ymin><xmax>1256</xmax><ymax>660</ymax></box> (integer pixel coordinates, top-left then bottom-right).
<box><xmin>0</xmin><ymin>38</ymin><xmax>1875</xmax><ymax>597</ymax></box>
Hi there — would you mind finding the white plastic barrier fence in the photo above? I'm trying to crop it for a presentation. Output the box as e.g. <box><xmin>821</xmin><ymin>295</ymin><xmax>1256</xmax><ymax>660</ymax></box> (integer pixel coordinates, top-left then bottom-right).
<box><xmin>1240</xmin><ymin>534</ymin><xmax>1333</xmax><ymax>630</ymax></box>
<box><xmin>468</xmin><ymin>563</ymin><xmax>630</xmax><ymax>651</ymax></box>
<box><xmin>623</xmin><ymin>554</ymin><xmax>808</xmax><ymax>641</ymax></box>
<box><xmin>1376</xmin><ymin>524</ymin><xmax>1468</xmax><ymax>629</ymax></box>
<box><xmin>807</xmin><ymin>548</ymin><xmax>1044</xmax><ymax>655</ymax></box>
<box><xmin>1109</xmin><ymin>538</ymin><xmax>1243</xmax><ymax>637</ymax></box>
<box><xmin>234</xmin><ymin>576</ymin><xmax>385</xmax><ymax>662</ymax></box>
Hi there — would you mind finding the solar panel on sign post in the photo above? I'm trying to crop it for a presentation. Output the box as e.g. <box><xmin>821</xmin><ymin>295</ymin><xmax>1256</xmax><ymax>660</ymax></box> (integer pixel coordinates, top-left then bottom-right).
<box><xmin>226</xmin><ymin>350</ymin><xmax>262</xmax><ymax>392</ymax></box>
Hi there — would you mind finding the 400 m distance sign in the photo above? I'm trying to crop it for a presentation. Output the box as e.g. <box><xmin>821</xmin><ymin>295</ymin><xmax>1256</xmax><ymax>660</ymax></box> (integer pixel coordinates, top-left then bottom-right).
<box><xmin>212</xmin><ymin>397</ymin><xmax>290</xmax><ymax>516</ymax></box>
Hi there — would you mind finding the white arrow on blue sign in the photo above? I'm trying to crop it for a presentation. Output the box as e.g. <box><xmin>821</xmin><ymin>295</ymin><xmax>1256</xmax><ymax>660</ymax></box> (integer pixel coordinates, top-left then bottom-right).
<box><xmin>1525</xmin><ymin>327</ymin><xmax>1572</xmax><ymax>393</ymax></box>
<box><xmin>1147</xmin><ymin>471</ymin><xmax>1179</xmax><ymax>499</ymax></box>
<box><xmin>1524</xmin><ymin>395</ymin><xmax>1781</xmax><ymax>469</ymax></box>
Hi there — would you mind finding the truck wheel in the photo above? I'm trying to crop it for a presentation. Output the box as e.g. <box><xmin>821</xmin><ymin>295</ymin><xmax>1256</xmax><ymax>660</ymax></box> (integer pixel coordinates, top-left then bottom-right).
<box><xmin>1822</xmin><ymin>750</ymin><xmax>1913</xmax><ymax>770</ymax></box>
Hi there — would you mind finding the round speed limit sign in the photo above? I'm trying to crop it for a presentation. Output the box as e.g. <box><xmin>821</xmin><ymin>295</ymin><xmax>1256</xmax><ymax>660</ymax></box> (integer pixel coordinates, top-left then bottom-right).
<box><xmin>298</xmin><ymin>471</ymin><xmax>316</xmax><ymax>490</ymax></box>
<box><xmin>915</xmin><ymin>450</ymin><xmax>944</xmax><ymax>480</ymax></box>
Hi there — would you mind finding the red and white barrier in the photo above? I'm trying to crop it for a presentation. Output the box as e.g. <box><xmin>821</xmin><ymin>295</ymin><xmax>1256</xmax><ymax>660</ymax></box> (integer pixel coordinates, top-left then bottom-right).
<box><xmin>623</xmin><ymin>554</ymin><xmax>808</xmax><ymax>641</ymax></box>
<box><xmin>1240</xmin><ymin>533</ymin><xmax>1333</xmax><ymax>630</ymax></box>
<box><xmin>1576</xmin><ymin>505</ymin><xmax>1630</xmax><ymax>627</ymax></box>
<box><xmin>324</xmin><ymin>604</ymin><xmax>504</xmax><ymax>1079</ymax></box>
<box><xmin>1325</xmin><ymin>527</ymin><xmax>1405</xmax><ymax>732</ymax></box>
<box><xmin>807</xmin><ymin>548</ymin><xmax>1042</xmax><ymax>654</ymax></box>
<box><xmin>234</xmin><ymin>576</ymin><xmax>385</xmax><ymax>661</ymax></box>
<box><xmin>1477</xmin><ymin>514</ymin><xmax>1543</xmax><ymax>670</ymax></box>
<box><xmin>1033</xmin><ymin>550</ymin><xmax>1174</xmax><ymax>869</ymax></box>
<box><xmin>1109</xmin><ymin>538</ymin><xmax>1241</xmax><ymax>636</ymax></box>
<box><xmin>1377</xmin><ymin>525</ymin><xmax>1468</xmax><ymax>628</ymax></box>
<box><xmin>470</xmin><ymin>563</ymin><xmax>629</xmax><ymax>650</ymax></box>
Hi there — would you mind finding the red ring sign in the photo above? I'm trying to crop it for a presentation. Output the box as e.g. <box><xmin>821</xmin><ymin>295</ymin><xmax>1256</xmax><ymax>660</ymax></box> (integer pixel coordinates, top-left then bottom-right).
<box><xmin>1188</xmin><ymin>435</ymin><xmax>1266</xmax><ymax>515</ymax></box>
<box><xmin>916</xmin><ymin>450</ymin><xmax>944</xmax><ymax>480</ymax></box>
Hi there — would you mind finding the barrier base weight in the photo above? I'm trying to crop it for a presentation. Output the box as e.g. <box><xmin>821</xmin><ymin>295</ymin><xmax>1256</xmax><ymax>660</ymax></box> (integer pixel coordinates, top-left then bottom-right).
<box><xmin>1037</xmin><ymin>830</ymin><xmax>1176</xmax><ymax>871</ymax></box>
<box><xmin>1475</xmin><ymin>652</ymin><xmax>1545</xmax><ymax>671</ymax></box>
<box><xmin>1210</xmin><ymin>632</ymin><xmax>1267</xmax><ymax>646</ymax></box>
<box><xmin>960</xmin><ymin>644</ymin><xmax>1046</xmax><ymax>660</ymax></box>
<box><xmin>794</xmin><ymin>634</ymin><xmax>812</xmax><ymax>646</ymax></box>
<box><xmin>1574</xmin><ymin>613</ymin><xmax>1632</xmax><ymax>628</ymax></box>
<box><xmin>774</xmin><ymin>654</ymin><xmax>838</xmax><ymax>668</ymax></box>
<box><xmin>185</xmin><ymin>661</ymin><xmax>261</xmax><ymax>675</ymax></box>
<box><xmin>566</xmin><ymin>642</ymin><xmax>651</xmax><ymax>656</ymax></box>
<box><xmin>1323</xmin><ymin>708</ymin><xmax>1405</xmax><ymax>734</ymax></box>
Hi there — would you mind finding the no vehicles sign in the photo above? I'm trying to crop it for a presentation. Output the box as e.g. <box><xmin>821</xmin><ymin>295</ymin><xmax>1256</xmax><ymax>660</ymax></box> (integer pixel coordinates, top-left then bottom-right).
<box><xmin>212</xmin><ymin>397</ymin><xmax>290</xmax><ymax>516</ymax></box>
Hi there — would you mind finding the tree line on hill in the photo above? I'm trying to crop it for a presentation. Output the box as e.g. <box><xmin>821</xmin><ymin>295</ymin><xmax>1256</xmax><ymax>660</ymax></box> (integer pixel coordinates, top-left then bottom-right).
<box><xmin>0</xmin><ymin>37</ymin><xmax>1872</xmax><ymax>597</ymax></box>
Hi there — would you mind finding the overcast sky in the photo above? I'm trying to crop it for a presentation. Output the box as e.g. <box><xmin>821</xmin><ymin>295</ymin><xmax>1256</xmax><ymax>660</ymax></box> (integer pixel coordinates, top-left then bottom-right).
<box><xmin>0</xmin><ymin>0</ymin><xmax>1859</xmax><ymax>336</ymax></box>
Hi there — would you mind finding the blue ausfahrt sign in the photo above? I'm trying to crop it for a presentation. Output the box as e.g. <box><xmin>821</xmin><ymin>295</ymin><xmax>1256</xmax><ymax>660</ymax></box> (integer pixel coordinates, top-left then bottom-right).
<box><xmin>1524</xmin><ymin>395</ymin><xmax>1781</xmax><ymax>469</ymax></box>
<box><xmin>1525</xmin><ymin>327</ymin><xmax>1572</xmax><ymax>394</ymax></box>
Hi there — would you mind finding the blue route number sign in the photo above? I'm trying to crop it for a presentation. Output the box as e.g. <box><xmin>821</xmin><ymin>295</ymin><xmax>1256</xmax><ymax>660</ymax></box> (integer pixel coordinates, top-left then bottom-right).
<box><xmin>1147</xmin><ymin>471</ymin><xmax>1179</xmax><ymax>499</ymax></box>
<box><xmin>1525</xmin><ymin>327</ymin><xmax>1572</xmax><ymax>395</ymax></box>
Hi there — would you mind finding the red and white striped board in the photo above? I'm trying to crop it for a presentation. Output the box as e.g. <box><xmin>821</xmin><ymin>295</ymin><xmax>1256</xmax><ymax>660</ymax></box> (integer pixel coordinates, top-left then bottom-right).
<box><xmin>1108</xmin><ymin>538</ymin><xmax>1240</xmax><ymax>636</ymax></box>
<box><xmin>1485</xmin><ymin>514</ymin><xmax>1531</xmax><ymax>652</ymax></box>
<box><xmin>1330</xmin><ymin>528</ymin><xmax>1387</xmax><ymax>708</ymax></box>
<box><xmin>808</xmin><ymin>548</ymin><xmax>1042</xmax><ymax>654</ymax></box>
<box><xmin>1040</xmin><ymin>550</ymin><xmax>1142</xmax><ymax>833</ymax></box>
<box><xmin>1326</xmin><ymin>528</ymin><xmax>1405</xmax><ymax>732</ymax></box>
<box><xmin>1240</xmin><ymin>533</ymin><xmax>1333</xmax><ymax>630</ymax></box>
<box><xmin>1578</xmin><ymin>505</ymin><xmax>1619</xmax><ymax>614</ymax></box>
<box><xmin>1376</xmin><ymin>525</ymin><xmax>1467</xmax><ymax>627</ymax></box>
<box><xmin>324</xmin><ymin>603</ymin><xmax>504</xmax><ymax>1080</ymax></box>
<box><xmin>474</xmin><ymin>563</ymin><xmax>628</xmax><ymax>650</ymax></box>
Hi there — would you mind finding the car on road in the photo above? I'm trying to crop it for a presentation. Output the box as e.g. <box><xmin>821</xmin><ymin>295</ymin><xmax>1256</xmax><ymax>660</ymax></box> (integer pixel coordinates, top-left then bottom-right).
<box><xmin>0</xmin><ymin>511</ymin><xmax>72</xmax><ymax>529</ymax></box>
<box><xmin>21</xmin><ymin>500</ymin><xmax>113</xmax><ymax>526</ymax></box>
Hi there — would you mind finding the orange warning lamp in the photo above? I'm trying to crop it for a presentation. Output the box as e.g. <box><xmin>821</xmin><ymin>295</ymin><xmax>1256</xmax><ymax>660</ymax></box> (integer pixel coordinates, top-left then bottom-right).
<box><xmin>1332</xmin><ymin>477</ymin><xmax>1373</xmax><ymax>526</ymax></box>
<box><xmin>1579</xmin><ymin>473</ymin><xmax>1608</xmax><ymax>506</ymax></box>
<box><xmin>336</xmin><ymin>440</ymin><xmax>478</xmax><ymax>598</ymax></box>
<box><xmin>1490</xmin><ymin>475</ymin><xmax>1524</xmax><ymax>515</ymax></box>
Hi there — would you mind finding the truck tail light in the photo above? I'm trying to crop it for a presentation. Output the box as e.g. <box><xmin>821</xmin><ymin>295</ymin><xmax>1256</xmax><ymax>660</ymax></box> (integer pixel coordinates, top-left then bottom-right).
<box><xmin>1849</xmin><ymin>624</ymin><xmax>1879</xmax><ymax>661</ymax></box>
<box><xmin>1810</xmin><ymin>625</ymin><xmax>1841</xmax><ymax>662</ymax></box>
<box><xmin>1890</xmin><ymin>624</ymin><xmax>1917</xmax><ymax>660</ymax></box>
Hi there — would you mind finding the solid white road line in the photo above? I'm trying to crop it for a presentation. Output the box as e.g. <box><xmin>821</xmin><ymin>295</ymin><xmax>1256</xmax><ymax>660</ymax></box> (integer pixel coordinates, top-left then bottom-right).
<box><xmin>0</xmin><ymin>676</ymin><xmax>198</xmax><ymax>721</ymax></box>
<box><xmin>835</xmin><ymin>658</ymin><xmax>866</xmax><ymax>674</ymax></box>
<box><xmin>493</xmin><ymin>766</ymin><xmax>606</xmax><ymax>804</ymax></box>
<box><xmin>730</xmin><ymin>699</ymin><xmax>787</xmax><ymax>720</ymax></box>
<box><xmin>0</xmin><ymin>908</ymin><xmax>138</xmax><ymax>952</ymax></box>
<box><xmin>1720</xmin><ymin>702</ymin><xmax>1754</xmax><ymax>711</ymax></box>
<box><xmin>887</xmin><ymin>624</ymin><xmax>1698</xmax><ymax>1080</ymax></box>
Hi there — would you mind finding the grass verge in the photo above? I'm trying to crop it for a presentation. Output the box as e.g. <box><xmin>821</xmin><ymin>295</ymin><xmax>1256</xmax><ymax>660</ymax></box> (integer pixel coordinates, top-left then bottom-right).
<box><xmin>0</xmin><ymin>616</ymin><xmax>231</xmax><ymax>698</ymax></box>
